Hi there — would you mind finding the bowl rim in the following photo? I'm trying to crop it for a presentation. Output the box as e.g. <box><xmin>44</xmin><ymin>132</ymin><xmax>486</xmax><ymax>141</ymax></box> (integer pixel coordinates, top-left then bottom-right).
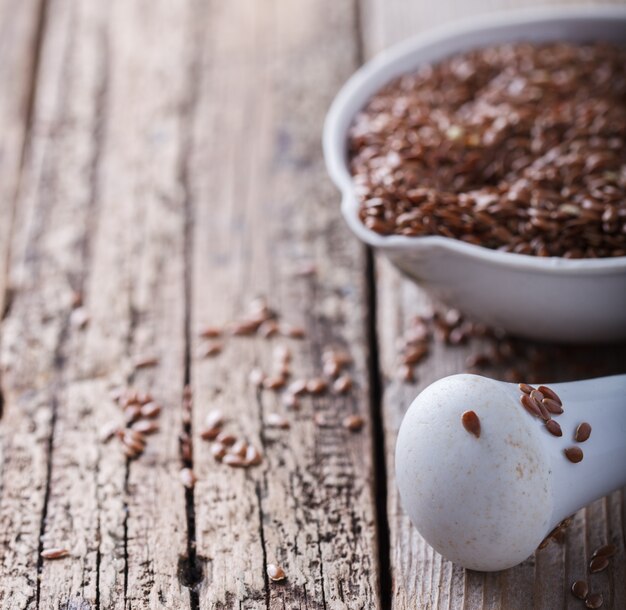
<box><xmin>323</xmin><ymin>5</ymin><xmax>626</xmax><ymax>275</ymax></box>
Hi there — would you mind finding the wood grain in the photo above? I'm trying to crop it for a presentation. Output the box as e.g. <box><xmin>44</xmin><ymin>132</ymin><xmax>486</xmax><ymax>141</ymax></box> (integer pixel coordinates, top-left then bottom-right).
<box><xmin>186</xmin><ymin>0</ymin><xmax>379</xmax><ymax>607</ymax></box>
<box><xmin>360</xmin><ymin>1</ymin><xmax>626</xmax><ymax>608</ymax></box>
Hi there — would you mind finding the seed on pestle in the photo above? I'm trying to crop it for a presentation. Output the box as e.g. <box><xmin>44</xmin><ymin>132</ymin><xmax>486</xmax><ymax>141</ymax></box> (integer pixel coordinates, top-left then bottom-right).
<box><xmin>575</xmin><ymin>422</ymin><xmax>592</xmax><ymax>443</ymax></box>
<box><xmin>564</xmin><ymin>447</ymin><xmax>584</xmax><ymax>463</ymax></box>
<box><xmin>538</xmin><ymin>385</ymin><xmax>562</xmax><ymax>406</ymax></box>
<box><xmin>518</xmin><ymin>383</ymin><xmax>534</xmax><ymax>395</ymax></box>
<box><xmin>461</xmin><ymin>411</ymin><xmax>481</xmax><ymax>438</ymax></box>
<box><xmin>520</xmin><ymin>394</ymin><xmax>542</xmax><ymax>418</ymax></box>
<box><xmin>542</xmin><ymin>398</ymin><xmax>564</xmax><ymax>415</ymax></box>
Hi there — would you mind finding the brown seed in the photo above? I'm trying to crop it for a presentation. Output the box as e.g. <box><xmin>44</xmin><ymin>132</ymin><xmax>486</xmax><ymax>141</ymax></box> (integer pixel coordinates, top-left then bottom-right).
<box><xmin>313</xmin><ymin>413</ymin><xmax>330</xmax><ymax>427</ymax></box>
<box><xmin>571</xmin><ymin>580</ymin><xmax>588</xmax><ymax>600</ymax></box>
<box><xmin>229</xmin><ymin>319</ymin><xmax>261</xmax><ymax>336</ymax></box>
<box><xmin>287</xmin><ymin>379</ymin><xmax>308</xmax><ymax>396</ymax></box>
<box><xmin>245</xmin><ymin>444</ymin><xmax>263</xmax><ymax>466</ymax></box>
<box><xmin>200</xmin><ymin>342</ymin><xmax>223</xmax><ymax>358</ymax></box>
<box><xmin>263</xmin><ymin>375</ymin><xmax>286</xmax><ymax>391</ymax></box>
<box><xmin>99</xmin><ymin>423</ymin><xmax>119</xmax><ymax>443</ymax></box>
<box><xmin>585</xmin><ymin>592</ymin><xmax>603</xmax><ymax>609</ymax></box>
<box><xmin>592</xmin><ymin>544</ymin><xmax>617</xmax><ymax>559</ymax></box>
<box><xmin>140</xmin><ymin>402</ymin><xmax>161</xmax><ymax>418</ymax></box>
<box><xmin>542</xmin><ymin>398</ymin><xmax>564</xmax><ymax>415</ymax></box>
<box><xmin>229</xmin><ymin>439</ymin><xmax>248</xmax><ymax>458</ymax></box>
<box><xmin>249</xmin><ymin>368</ymin><xmax>266</xmax><ymax>388</ymax></box>
<box><xmin>461</xmin><ymin>410</ymin><xmax>481</xmax><ymax>438</ymax></box>
<box><xmin>273</xmin><ymin>345</ymin><xmax>292</xmax><ymax>364</ymax></box>
<box><xmin>399</xmin><ymin>364</ymin><xmax>414</xmax><ymax>383</ymax></box>
<box><xmin>267</xmin><ymin>564</ymin><xmax>286</xmax><ymax>582</ymax></box>
<box><xmin>402</xmin><ymin>345</ymin><xmax>428</xmax><ymax>365</ymax></box>
<box><xmin>343</xmin><ymin>414</ymin><xmax>364</xmax><ymax>432</ymax></box>
<box><xmin>41</xmin><ymin>548</ymin><xmax>70</xmax><ymax>560</ymax></box>
<box><xmin>123</xmin><ymin>429</ymin><xmax>147</xmax><ymax>448</ymax></box>
<box><xmin>179</xmin><ymin>468</ymin><xmax>196</xmax><ymax>489</ymax></box>
<box><xmin>123</xmin><ymin>444</ymin><xmax>141</xmax><ymax>459</ymax></box>
<box><xmin>564</xmin><ymin>447</ymin><xmax>584</xmax><ymax>463</ymax></box>
<box><xmin>537</xmin><ymin>385</ymin><xmax>562</xmax><ymax>406</ymax></box>
<box><xmin>136</xmin><ymin>392</ymin><xmax>153</xmax><ymax>405</ymax></box>
<box><xmin>323</xmin><ymin>360</ymin><xmax>341</xmax><ymax>378</ymax></box>
<box><xmin>518</xmin><ymin>383</ymin><xmax>535</xmax><ymax>395</ymax></box>
<box><xmin>545</xmin><ymin>419</ymin><xmax>562</xmax><ymax>437</ymax></box>
<box><xmin>306</xmin><ymin>378</ymin><xmax>327</xmax><ymax>395</ymax></box>
<box><xmin>124</xmin><ymin>406</ymin><xmax>141</xmax><ymax>424</ymax></box>
<box><xmin>205</xmin><ymin>409</ymin><xmax>224</xmax><ymax>429</ymax></box>
<box><xmin>266</xmin><ymin>413</ymin><xmax>290</xmax><ymax>429</ymax></box>
<box><xmin>281</xmin><ymin>323</ymin><xmax>306</xmax><ymax>339</ymax></box>
<box><xmin>131</xmin><ymin>420</ymin><xmax>160</xmax><ymax>435</ymax></box>
<box><xmin>323</xmin><ymin>350</ymin><xmax>352</xmax><ymax>367</ymax></box>
<box><xmin>282</xmin><ymin>393</ymin><xmax>301</xmax><ymax>410</ymax></box>
<box><xmin>333</xmin><ymin>375</ymin><xmax>352</xmax><ymax>394</ymax></box>
<box><xmin>71</xmin><ymin>291</ymin><xmax>83</xmax><ymax>308</ymax></box>
<box><xmin>258</xmin><ymin>320</ymin><xmax>279</xmax><ymax>338</ymax></box>
<box><xmin>183</xmin><ymin>385</ymin><xmax>192</xmax><ymax>399</ymax></box>
<box><xmin>133</xmin><ymin>355</ymin><xmax>159</xmax><ymax>369</ymax></box>
<box><xmin>216</xmin><ymin>431</ymin><xmax>237</xmax><ymax>446</ymax></box>
<box><xmin>210</xmin><ymin>442</ymin><xmax>226</xmax><ymax>461</ymax></box>
<box><xmin>200</xmin><ymin>426</ymin><xmax>221</xmax><ymax>441</ymax></box>
<box><xmin>199</xmin><ymin>325</ymin><xmax>222</xmax><ymax>338</ymax></box>
<box><xmin>222</xmin><ymin>453</ymin><xmax>247</xmax><ymax>468</ymax></box>
<box><xmin>589</xmin><ymin>556</ymin><xmax>609</xmax><ymax>573</ymax></box>
<box><xmin>520</xmin><ymin>394</ymin><xmax>542</xmax><ymax>418</ymax></box>
<box><xmin>575</xmin><ymin>422</ymin><xmax>592</xmax><ymax>443</ymax></box>
<box><xmin>529</xmin><ymin>389</ymin><xmax>545</xmax><ymax>404</ymax></box>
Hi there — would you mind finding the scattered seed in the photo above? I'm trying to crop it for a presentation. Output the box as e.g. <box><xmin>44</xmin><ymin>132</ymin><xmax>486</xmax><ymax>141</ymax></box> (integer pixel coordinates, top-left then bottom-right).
<box><xmin>199</xmin><ymin>325</ymin><xmax>222</xmax><ymax>338</ymax></box>
<box><xmin>282</xmin><ymin>393</ymin><xmax>300</xmax><ymax>410</ymax></box>
<box><xmin>323</xmin><ymin>360</ymin><xmax>341</xmax><ymax>378</ymax></box>
<box><xmin>131</xmin><ymin>420</ymin><xmax>160</xmax><ymax>435</ymax></box>
<box><xmin>140</xmin><ymin>402</ymin><xmax>161</xmax><ymax>418</ymax></box>
<box><xmin>518</xmin><ymin>383</ymin><xmax>534</xmax><ymax>395</ymax></box>
<box><xmin>592</xmin><ymin>544</ymin><xmax>617</xmax><ymax>559</ymax></box>
<box><xmin>230</xmin><ymin>440</ymin><xmax>248</xmax><ymax>458</ymax></box>
<box><xmin>266</xmin><ymin>413</ymin><xmax>290</xmax><ymax>429</ymax></box>
<box><xmin>70</xmin><ymin>307</ymin><xmax>90</xmax><ymax>329</ymax></box>
<box><xmin>200</xmin><ymin>426</ymin><xmax>221</xmax><ymax>441</ymax></box>
<box><xmin>210</xmin><ymin>442</ymin><xmax>226</xmax><ymax>461</ymax></box>
<box><xmin>258</xmin><ymin>320</ymin><xmax>279</xmax><ymax>338</ymax></box>
<box><xmin>249</xmin><ymin>368</ymin><xmax>266</xmax><ymax>388</ymax></box>
<box><xmin>133</xmin><ymin>355</ymin><xmax>159</xmax><ymax>369</ymax></box>
<box><xmin>529</xmin><ymin>389</ymin><xmax>545</xmax><ymax>404</ymax></box>
<box><xmin>41</xmin><ymin>548</ymin><xmax>70</xmax><ymax>560</ymax></box>
<box><xmin>461</xmin><ymin>410</ymin><xmax>481</xmax><ymax>438</ymax></box>
<box><xmin>205</xmin><ymin>409</ymin><xmax>224</xmax><ymax>429</ymax></box>
<box><xmin>333</xmin><ymin>375</ymin><xmax>352</xmax><ymax>394</ymax></box>
<box><xmin>124</xmin><ymin>406</ymin><xmax>141</xmax><ymax>425</ymax></box>
<box><xmin>179</xmin><ymin>468</ymin><xmax>196</xmax><ymax>489</ymax></box>
<box><xmin>545</xmin><ymin>419</ymin><xmax>562</xmax><ymax>437</ymax></box>
<box><xmin>287</xmin><ymin>379</ymin><xmax>308</xmax><ymax>396</ymax></box>
<box><xmin>313</xmin><ymin>413</ymin><xmax>330</xmax><ymax>427</ymax></box>
<box><xmin>245</xmin><ymin>444</ymin><xmax>263</xmax><ymax>466</ymax></box>
<box><xmin>343</xmin><ymin>414</ymin><xmax>364</xmax><ymax>432</ymax></box>
<box><xmin>564</xmin><ymin>447</ymin><xmax>584</xmax><ymax>463</ymax></box>
<box><xmin>589</xmin><ymin>556</ymin><xmax>609</xmax><ymax>573</ymax></box>
<box><xmin>585</xmin><ymin>592</ymin><xmax>603</xmax><ymax>609</ymax></box>
<box><xmin>263</xmin><ymin>375</ymin><xmax>286</xmax><ymax>390</ymax></box>
<box><xmin>229</xmin><ymin>320</ymin><xmax>261</xmax><ymax>336</ymax></box>
<box><xmin>281</xmin><ymin>323</ymin><xmax>306</xmax><ymax>339</ymax></box>
<box><xmin>521</xmin><ymin>394</ymin><xmax>542</xmax><ymax>418</ymax></box>
<box><xmin>571</xmin><ymin>580</ymin><xmax>588</xmax><ymax>600</ymax></box>
<box><xmin>200</xmin><ymin>342</ymin><xmax>223</xmax><ymax>357</ymax></box>
<box><xmin>538</xmin><ymin>385</ymin><xmax>562</xmax><ymax>406</ymax></box>
<box><xmin>222</xmin><ymin>454</ymin><xmax>247</xmax><ymax>468</ymax></box>
<box><xmin>402</xmin><ymin>345</ymin><xmax>428</xmax><ymax>365</ymax></box>
<box><xmin>267</xmin><ymin>564</ymin><xmax>286</xmax><ymax>582</ymax></box>
<box><xmin>306</xmin><ymin>378</ymin><xmax>327</xmax><ymax>394</ymax></box>
<box><xmin>542</xmin><ymin>398</ymin><xmax>564</xmax><ymax>415</ymax></box>
<box><xmin>99</xmin><ymin>423</ymin><xmax>119</xmax><ymax>443</ymax></box>
<box><xmin>273</xmin><ymin>345</ymin><xmax>291</xmax><ymax>363</ymax></box>
<box><xmin>216</xmin><ymin>432</ymin><xmax>237</xmax><ymax>446</ymax></box>
<box><xmin>399</xmin><ymin>364</ymin><xmax>414</xmax><ymax>383</ymax></box>
<box><xmin>575</xmin><ymin>422</ymin><xmax>592</xmax><ymax>443</ymax></box>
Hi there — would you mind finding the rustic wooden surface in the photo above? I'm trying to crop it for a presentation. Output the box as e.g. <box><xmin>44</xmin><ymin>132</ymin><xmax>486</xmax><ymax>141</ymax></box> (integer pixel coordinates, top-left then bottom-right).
<box><xmin>0</xmin><ymin>0</ymin><xmax>624</xmax><ymax>608</ymax></box>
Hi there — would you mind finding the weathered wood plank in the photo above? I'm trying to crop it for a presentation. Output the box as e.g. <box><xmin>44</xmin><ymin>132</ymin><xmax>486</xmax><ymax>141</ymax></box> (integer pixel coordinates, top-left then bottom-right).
<box><xmin>186</xmin><ymin>0</ymin><xmax>379</xmax><ymax>607</ymax></box>
<box><xmin>0</xmin><ymin>0</ymin><xmax>196</xmax><ymax>607</ymax></box>
<box><xmin>360</xmin><ymin>1</ymin><xmax>626</xmax><ymax>608</ymax></box>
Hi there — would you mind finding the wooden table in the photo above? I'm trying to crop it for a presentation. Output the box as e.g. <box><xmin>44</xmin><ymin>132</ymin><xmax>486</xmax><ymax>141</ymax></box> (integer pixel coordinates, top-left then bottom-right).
<box><xmin>0</xmin><ymin>0</ymin><xmax>624</xmax><ymax>607</ymax></box>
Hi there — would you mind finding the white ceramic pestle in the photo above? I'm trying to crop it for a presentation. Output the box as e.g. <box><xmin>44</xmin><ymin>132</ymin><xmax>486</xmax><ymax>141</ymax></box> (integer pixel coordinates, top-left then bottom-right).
<box><xmin>395</xmin><ymin>373</ymin><xmax>626</xmax><ymax>571</ymax></box>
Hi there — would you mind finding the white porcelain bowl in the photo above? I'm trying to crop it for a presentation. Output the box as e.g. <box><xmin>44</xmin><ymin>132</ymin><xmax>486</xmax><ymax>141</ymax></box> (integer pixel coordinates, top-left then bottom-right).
<box><xmin>324</xmin><ymin>6</ymin><xmax>626</xmax><ymax>343</ymax></box>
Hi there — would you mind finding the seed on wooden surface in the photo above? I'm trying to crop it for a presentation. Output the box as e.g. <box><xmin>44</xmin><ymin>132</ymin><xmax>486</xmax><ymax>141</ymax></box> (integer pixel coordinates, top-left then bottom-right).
<box><xmin>70</xmin><ymin>307</ymin><xmax>90</xmax><ymax>329</ymax></box>
<box><xmin>592</xmin><ymin>544</ymin><xmax>617</xmax><ymax>559</ymax></box>
<box><xmin>282</xmin><ymin>393</ymin><xmax>300</xmax><ymax>410</ymax></box>
<box><xmin>41</xmin><ymin>548</ymin><xmax>69</xmax><ymax>560</ymax></box>
<box><xmin>199</xmin><ymin>325</ymin><xmax>222</xmax><ymax>338</ymax></box>
<box><xmin>258</xmin><ymin>320</ymin><xmax>279</xmax><ymax>338</ymax></box>
<box><xmin>461</xmin><ymin>411</ymin><xmax>481</xmax><ymax>438</ymax></box>
<box><xmin>518</xmin><ymin>383</ymin><xmax>534</xmax><ymax>395</ymax></box>
<box><xmin>343</xmin><ymin>414</ymin><xmax>364</xmax><ymax>432</ymax></box>
<box><xmin>140</xmin><ymin>402</ymin><xmax>161</xmax><ymax>418</ymax></box>
<box><xmin>124</xmin><ymin>406</ymin><xmax>141</xmax><ymax>424</ymax></box>
<box><xmin>288</xmin><ymin>379</ymin><xmax>308</xmax><ymax>396</ymax></box>
<box><xmin>266</xmin><ymin>413</ymin><xmax>290</xmax><ymax>429</ymax></box>
<box><xmin>210</xmin><ymin>442</ymin><xmax>226</xmax><ymax>461</ymax></box>
<box><xmin>306</xmin><ymin>378</ymin><xmax>327</xmax><ymax>395</ymax></box>
<box><xmin>323</xmin><ymin>360</ymin><xmax>341</xmax><ymax>378</ymax></box>
<box><xmin>542</xmin><ymin>398</ymin><xmax>564</xmax><ymax>415</ymax></box>
<box><xmin>399</xmin><ymin>365</ymin><xmax>414</xmax><ymax>383</ymax></box>
<box><xmin>124</xmin><ymin>429</ymin><xmax>147</xmax><ymax>448</ymax></box>
<box><xmin>281</xmin><ymin>323</ymin><xmax>306</xmax><ymax>339</ymax></box>
<box><xmin>71</xmin><ymin>291</ymin><xmax>83</xmax><ymax>308</ymax></box>
<box><xmin>520</xmin><ymin>394</ymin><xmax>542</xmax><ymax>418</ymax></box>
<box><xmin>333</xmin><ymin>375</ymin><xmax>352</xmax><ymax>394</ymax></box>
<box><xmin>313</xmin><ymin>413</ymin><xmax>330</xmax><ymax>427</ymax></box>
<box><xmin>585</xmin><ymin>592</ymin><xmax>603</xmax><ymax>608</ymax></box>
<box><xmin>216</xmin><ymin>431</ymin><xmax>237</xmax><ymax>446</ymax></box>
<box><xmin>200</xmin><ymin>342</ymin><xmax>223</xmax><ymax>357</ymax></box>
<box><xmin>133</xmin><ymin>355</ymin><xmax>159</xmax><ymax>369</ymax></box>
<box><xmin>274</xmin><ymin>362</ymin><xmax>291</xmax><ymax>378</ymax></box>
<box><xmin>545</xmin><ymin>419</ymin><xmax>562</xmax><ymax>437</ymax></box>
<box><xmin>123</xmin><ymin>444</ymin><xmax>141</xmax><ymax>459</ymax></box>
<box><xmin>529</xmin><ymin>389</ymin><xmax>545</xmax><ymax>404</ymax></box>
<box><xmin>245</xmin><ymin>444</ymin><xmax>262</xmax><ymax>466</ymax></box>
<box><xmin>230</xmin><ymin>440</ymin><xmax>248</xmax><ymax>458</ymax></box>
<box><xmin>589</xmin><ymin>556</ymin><xmax>609</xmax><ymax>573</ymax></box>
<box><xmin>222</xmin><ymin>453</ymin><xmax>247</xmax><ymax>468</ymax></box>
<box><xmin>538</xmin><ymin>385</ymin><xmax>562</xmax><ymax>406</ymax></box>
<box><xmin>249</xmin><ymin>368</ymin><xmax>266</xmax><ymax>388</ymax></box>
<box><xmin>131</xmin><ymin>420</ymin><xmax>160</xmax><ymax>435</ymax></box>
<box><xmin>324</xmin><ymin>350</ymin><xmax>352</xmax><ymax>367</ymax></box>
<box><xmin>179</xmin><ymin>468</ymin><xmax>196</xmax><ymax>489</ymax></box>
<box><xmin>199</xmin><ymin>426</ymin><xmax>219</xmax><ymax>441</ymax></box>
<box><xmin>229</xmin><ymin>319</ymin><xmax>261</xmax><ymax>336</ymax></box>
<box><xmin>575</xmin><ymin>422</ymin><xmax>592</xmax><ymax>443</ymax></box>
<box><xmin>273</xmin><ymin>345</ymin><xmax>291</xmax><ymax>363</ymax></box>
<box><xmin>99</xmin><ymin>423</ymin><xmax>119</xmax><ymax>443</ymax></box>
<box><xmin>267</xmin><ymin>564</ymin><xmax>286</xmax><ymax>582</ymax></box>
<box><xmin>263</xmin><ymin>375</ymin><xmax>286</xmax><ymax>391</ymax></box>
<box><xmin>137</xmin><ymin>392</ymin><xmax>153</xmax><ymax>405</ymax></box>
<box><xmin>205</xmin><ymin>409</ymin><xmax>224</xmax><ymax>429</ymax></box>
<box><xmin>402</xmin><ymin>345</ymin><xmax>428</xmax><ymax>365</ymax></box>
<box><xmin>564</xmin><ymin>447</ymin><xmax>584</xmax><ymax>463</ymax></box>
<box><xmin>571</xmin><ymin>580</ymin><xmax>588</xmax><ymax>600</ymax></box>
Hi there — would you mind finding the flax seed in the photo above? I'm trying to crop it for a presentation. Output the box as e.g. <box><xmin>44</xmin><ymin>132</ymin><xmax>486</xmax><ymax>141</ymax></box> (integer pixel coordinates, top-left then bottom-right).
<box><xmin>200</xmin><ymin>426</ymin><xmax>221</xmax><ymax>441</ymax></box>
<box><xmin>263</xmin><ymin>375</ymin><xmax>286</xmax><ymax>391</ymax></box>
<box><xmin>99</xmin><ymin>423</ymin><xmax>119</xmax><ymax>443</ymax></box>
<box><xmin>575</xmin><ymin>422</ymin><xmax>592</xmax><ymax>443</ymax></box>
<box><xmin>529</xmin><ymin>389</ymin><xmax>545</xmax><ymax>404</ymax></box>
<box><xmin>200</xmin><ymin>342</ymin><xmax>223</xmax><ymax>358</ymax></box>
<box><xmin>564</xmin><ymin>447</ymin><xmax>584</xmax><ymax>463</ymax></box>
<box><xmin>179</xmin><ymin>468</ymin><xmax>196</xmax><ymax>489</ymax></box>
<box><xmin>258</xmin><ymin>320</ymin><xmax>279</xmax><ymax>338</ymax></box>
<box><xmin>520</xmin><ymin>394</ymin><xmax>542</xmax><ymax>418</ymax></box>
<box><xmin>140</xmin><ymin>402</ymin><xmax>161</xmax><ymax>418</ymax></box>
<box><xmin>571</xmin><ymin>580</ymin><xmax>588</xmax><ymax>600</ymax></box>
<box><xmin>41</xmin><ymin>548</ymin><xmax>70</xmax><ymax>560</ymax></box>
<box><xmin>230</xmin><ymin>440</ymin><xmax>248</xmax><ymax>458</ymax></box>
<box><xmin>592</xmin><ymin>544</ymin><xmax>617</xmax><ymax>559</ymax></box>
<box><xmin>245</xmin><ymin>444</ymin><xmax>262</xmax><ymax>466</ymax></box>
<box><xmin>199</xmin><ymin>325</ymin><xmax>222</xmax><ymax>338</ymax></box>
<box><xmin>273</xmin><ymin>345</ymin><xmax>291</xmax><ymax>363</ymax></box>
<box><xmin>132</xmin><ymin>420</ymin><xmax>160</xmax><ymax>435</ymax></box>
<box><xmin>229</xmin><ymin>319</ymin><xmax>261</xmax><ymax>336</ymax></box>
<box><xmin>306</xmin><ymin>378</ymin><xmax>327</xmax><ymax>394</ymax></box>
<box><xmin>402</xmin><ymin>345</ymin><xmax>428</xmax><ymax>365</ymax></box>
<box><xmin>589</xmin><ymin>556</ymin><xmax>609</xmax><ymax>573</ymax></box>
<box><xmin>205</xmin><ymin>409</ymin><xmax>223</xmax><ymax>429</ymax></box>
<box><xmin>282</xmin><ymin>393</ymin><xmax>300</xmax><ymax>410</ymax></box>
<box><xmin>545</xmin><ymin>419</ymin><xmax>562</xmax><ymax>437</ymax></box>
<box><xmin>537</xmin><ymin>386</ymin><xmax>562</xmax><ymax>406</ymax></box>
<box><xmin>211</xmin><ymin>442</ymin><xmax>226</xmax><ymax>461</ymax></box>
<box><xmin>399</xmin><ymin>364</ymin><xmax>414</xmax><ymax>383</ymax></box>
<box><xmin>267</xmin><ymin>564</ymin><xmax>286</xmax><ymax>582</ymax></box>
<box><xmin>542</xmin><ymin>398</ymin><xmax>563</xmax><ymax>415</ymax></box>
<box><xmin>124</xmin><ymin>406</ymin><xmax>141</xmax><ymax>425</ymax></box>
<box><xmin>287</xmin><ymin>379</ymin><xmax>308</xmax><ymax>396</ymax></box>
<box><xmin>313</xmin><ymin>413</ymin><xmax>330</xmax><ymax>427</ymax></box>
<box><xmin>585</xmin><ymin>592</ymin><xmax>603</xmax><ymax>608</ymax></box>
<box><xmin>518</xmin><ymin>383</ymin><xmax>534</xmax><ymax>395</ymax></box>
<box><xmin>281</xmin><ymin>323</ymin><xmax>306</xmax><ymax>339</ymax></box>
<box><xmin>323</xmin><ymin>360</ymin><xmax>341</xmax><ymax>378</ymax></box>
<box><xmin>249</xmin><ymin>368</ymin><xmax>265</xmax><ymax>388</ymax></box>
<box><xmin>133</xmin><ymin>355</ymin><xmax>159</xmax><ymax>369</ymax></box>
<box><xmin>333</xmin><ymin>375</ymin><xmax>352</xmax><ymax>394</ymax></box>
<box><xmin>216</xmin><ymin>432</ymin><xmax>237</xmax><ymax>446</ymax></box>
<box><xmin>222</xmin><ymin>454</ymin><xmax>246</xmax><ymax>468</ymax></box>
<box><xmin>266</xmin><ymin>413</ymin><xmax>290</xmax><ymax>429</ymax></box>
<box><xmin>461</xmin><ymin>411</ymin><xmax>481</xmax><ymax>438</ymax></box>
<box><xmin>343</xmin><ymin>414</ymin><xmax>364</xmax><ymax>432</ymax></box>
